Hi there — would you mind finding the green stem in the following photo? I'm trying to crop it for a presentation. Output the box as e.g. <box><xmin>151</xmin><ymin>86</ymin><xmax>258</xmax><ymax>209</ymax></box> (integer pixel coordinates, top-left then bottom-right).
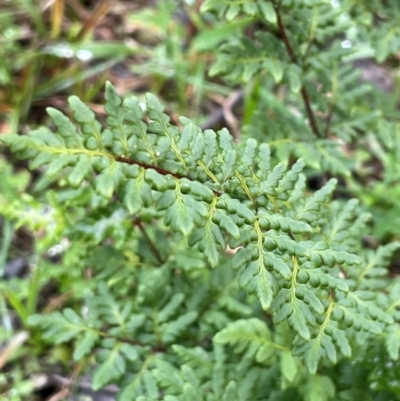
<box><xmin>0</xmin><ymin>217</ymin><xmax>13</xmax><ymax>273</ymax></box>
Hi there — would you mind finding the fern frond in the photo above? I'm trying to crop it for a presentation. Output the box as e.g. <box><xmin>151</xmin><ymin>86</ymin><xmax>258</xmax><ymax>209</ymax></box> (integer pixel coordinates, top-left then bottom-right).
<box><xmin>4</xmin><ymin>83</ymin><xmax>394</xmax><ymax>377</ymax></box>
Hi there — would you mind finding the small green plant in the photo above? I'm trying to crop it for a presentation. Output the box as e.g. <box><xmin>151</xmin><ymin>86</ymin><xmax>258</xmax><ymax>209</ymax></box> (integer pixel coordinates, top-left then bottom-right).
<box><xmin>2</xmin><ymin>81</ymin><xmax>400</xmax><ymax>400</ymax></box>
<box><xmin>2</xmin><ymin>1</ymin><xmax>400</xmax><ymax>400</ymax></box>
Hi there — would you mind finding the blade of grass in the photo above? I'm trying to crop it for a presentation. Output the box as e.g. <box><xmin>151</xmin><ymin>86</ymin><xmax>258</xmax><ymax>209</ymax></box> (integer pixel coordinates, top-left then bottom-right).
<box><xmin>4</xmin><ymin>288</ymin><xmax>29</xmax><ymax>327</ymax></box>
<box><xmin>26</xmin><ymin>264</ymin><xmax>40</xmax><ymax>316</ymax></box>
<box><xmin>34</xmin><ymin>56</ymin><xmax>126</xmax><ymax>99</ymax></box>
<box><xmin>0</xmin><ymin>217</ymin><xmax>13</xmax><ymax>272</ymax></box>
<box><xmin>51</xmin><ymin>0</ymin><xmax>65</xmax><ymax>39</ymax></box>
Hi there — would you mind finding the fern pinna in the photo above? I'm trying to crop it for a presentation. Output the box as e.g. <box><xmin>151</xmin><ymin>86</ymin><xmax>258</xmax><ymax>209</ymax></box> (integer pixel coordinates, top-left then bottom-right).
<box><xmin>2</xmin><ymin>83</ymin><xmax>399</xmax><ymax>400</ymax></box>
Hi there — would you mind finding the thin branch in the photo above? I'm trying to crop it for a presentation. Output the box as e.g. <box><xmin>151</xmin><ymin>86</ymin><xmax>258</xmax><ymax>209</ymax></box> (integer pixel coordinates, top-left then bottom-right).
<box><xmin>200</xmin><ymin>90</ymin><xmax>244</xmax><ymax>141</ymax></box>
<box><xmin>222</xmin><ymin>90</ymin><xmax>243</xmax><ymax>143</ymax></box>
<box><xmin>300</xmin><ymin>87</ymin><xmax>322</xmax><ymax>138</ymax></box>
<box><xmin>133</xmin><ymin>217</ymin><xmax>165</xmax><ymax>265</ymax></box>
<box><xmin>115</xmin><ymin>155</ymin><xmax>222</xmax><ymax>196</ymax></box>
<box><xmin>115</xmin><ymin>155</ymin><xmax>181</xmax><ymax>178</ymax></box>
<box><xmin>274</xmin><ymin>3</ymin><xmax>323</xmax><ymax>139</ymax></box>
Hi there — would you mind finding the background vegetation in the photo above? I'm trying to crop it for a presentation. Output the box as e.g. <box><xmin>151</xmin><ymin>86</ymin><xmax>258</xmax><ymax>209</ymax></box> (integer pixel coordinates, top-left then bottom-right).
<box><xmin>1</xmin><ymin>0</ymin><xmax>400</xmax><ymax>400</ymax></box>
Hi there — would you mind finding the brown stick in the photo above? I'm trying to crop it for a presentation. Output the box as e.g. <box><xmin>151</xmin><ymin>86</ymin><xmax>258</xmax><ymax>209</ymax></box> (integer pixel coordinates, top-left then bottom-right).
<box><xmin>133</xmin><ymin>217</ymin><xmax>165</xmax><ymax>265</ymax></box>
<box><xmin>115</xmin><ymin>155</ymin><xmax>222</xmax><ymax>196</ymax></box>
<box><xmin>274</xmin><ymin>3</ymin><xmax>323</xmax><ymax>139</ymax></box>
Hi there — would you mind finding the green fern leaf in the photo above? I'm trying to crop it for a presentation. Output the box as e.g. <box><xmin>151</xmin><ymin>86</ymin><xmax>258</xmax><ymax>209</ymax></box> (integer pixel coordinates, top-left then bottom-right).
<box><xmin>73</xmin><ymin>330</ymin><xmax>99</xmax><ymax>360</ymax></box>
<box><xmin>93</xmin><ymin>343</ymin><xmax>126</xmax><ymax>390</ymax></box>
<box><xmin>162</xmin><ymin>312</ymin><xmax>198</xmax><ymax>343</ymax></box>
